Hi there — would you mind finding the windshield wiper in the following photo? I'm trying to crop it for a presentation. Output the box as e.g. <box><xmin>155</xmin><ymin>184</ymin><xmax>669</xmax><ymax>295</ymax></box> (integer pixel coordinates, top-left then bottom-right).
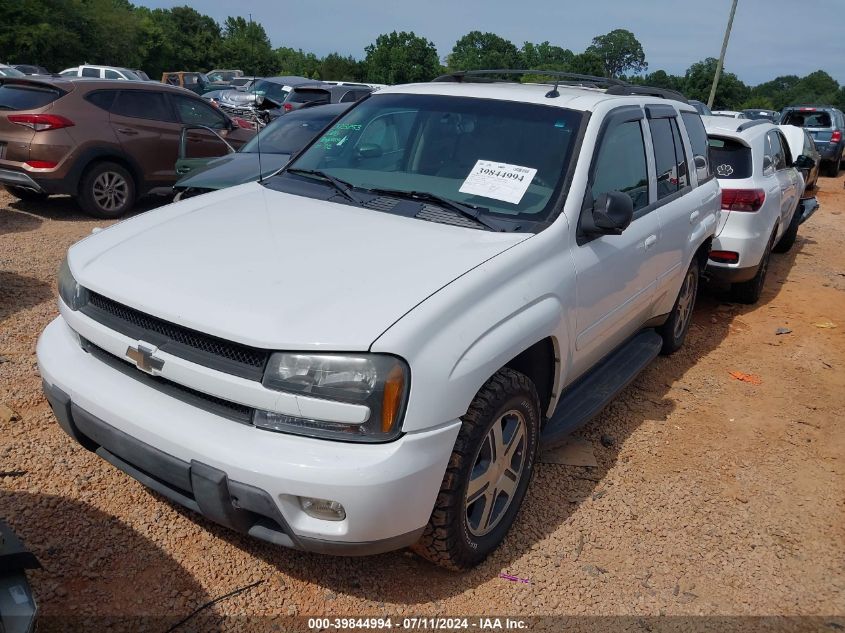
<box><xmin>362</xmin><ymin>187</ymin><xmax>504</xmax><ymax>231</ymax></box>
<box><xmin>285</xmin><ymin>168</ymin><xmax>364</xmax><ymax>205</ymax></box>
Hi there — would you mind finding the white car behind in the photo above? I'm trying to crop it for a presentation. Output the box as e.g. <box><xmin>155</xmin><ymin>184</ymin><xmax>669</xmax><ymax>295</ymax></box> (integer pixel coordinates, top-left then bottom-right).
<box><xmin>703</xmin><ymin>117</ymin><xmax>804</xmax><ymax>303</ymax></box>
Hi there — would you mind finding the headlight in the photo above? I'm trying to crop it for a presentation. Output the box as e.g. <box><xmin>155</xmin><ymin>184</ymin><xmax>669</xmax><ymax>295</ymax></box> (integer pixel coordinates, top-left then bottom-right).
<box><xmin>58</xmin><ymin>257</ymin><xmax>88</xmax><ymax>310</ymax></box>
<box><xmin>256</xmin><ymin>353</ymin><xmax>409</xmax><ymax>442</ymax></box>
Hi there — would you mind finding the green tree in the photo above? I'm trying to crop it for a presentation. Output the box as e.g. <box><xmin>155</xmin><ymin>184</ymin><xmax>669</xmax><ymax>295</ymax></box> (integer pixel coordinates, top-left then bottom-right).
<box><xmin>218</xmin><ymin>16</ymin><xmax>275</xmax><ymax>75</ymax></box>
<box><xmin>684</xmin><ymin>57</ymin><xmax>749</xmax><ymax>109</ymax></box>
<box><xmin>275</xmin><ymin>47</ymin><xmax>321</xmax><ymax>77</ymax></box>
<box><xmin>319</xmin><ymin>53</ymin><xmax>364</xmax><ymax>82</ymax></box>
<box><xmin>586</xmin><ymin>29</ymin><xmax>647</xmax><ymax>78</ymax></box>
<box><xmin>520</xmin><ymin>41</ymin><xmax>573</xmax><ymax>70</ymax></box>
<box><xmin>363</xmin><ymin>31</ymin><xmax>440</xmax><ymax>84</ymax></box>
<box><xmin>447</xmin><ymin>31</ymin><xmax>521</xmax><ymax>71</ymax></box>
<box><xmin>569</xmin><ymin>51</ymin><xmax>606</xmax><ymax>77</ymax></box>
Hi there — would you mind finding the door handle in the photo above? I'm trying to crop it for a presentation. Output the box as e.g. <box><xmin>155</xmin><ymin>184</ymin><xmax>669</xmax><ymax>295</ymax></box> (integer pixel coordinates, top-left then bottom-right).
<box><xmin>116</xmin><ymin>128</ymin><xmax>138</xmax><ymax>135</ymax></box>
<box><xmin>644</xmin><ymin>235</ymin><xmax>658</xmax><ymax>250</ymax></box>
<box><xmin>689</xmin><ymin>210</ymin><xmax>700</xmax><ymax>224</ymax></box>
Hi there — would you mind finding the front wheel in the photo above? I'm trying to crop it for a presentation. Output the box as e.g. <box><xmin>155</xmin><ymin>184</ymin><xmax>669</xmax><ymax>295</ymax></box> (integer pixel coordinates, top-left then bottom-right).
<box><xmin>412</xmin><ymin>368</ymin><xmax>540</xmax><ymax>570</ymax></box>
<box><xmin>657</xmin><ymin>258</ymin><xmax>700</xmax><ymax>355</ymax></box>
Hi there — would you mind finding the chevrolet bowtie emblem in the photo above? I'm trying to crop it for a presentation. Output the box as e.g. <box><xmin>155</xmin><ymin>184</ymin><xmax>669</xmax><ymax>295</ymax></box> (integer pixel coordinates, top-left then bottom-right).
<box><xmin>125</xmin><ymin>342</ymin><xmax>164</xmax><ymax>374</ymax></box>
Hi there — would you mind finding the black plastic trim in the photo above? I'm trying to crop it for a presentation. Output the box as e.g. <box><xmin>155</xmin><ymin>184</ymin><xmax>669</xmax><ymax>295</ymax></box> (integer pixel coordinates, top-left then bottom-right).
<box><xmin>705</xmin><ymin>262</ymin><xmax>758</xmax><ymax>283</ymax></box>
<box><xmin>81</xmin><ymin>292</ymin><xmax>269</xmax><ymax>382</ymax></box>
<box><xmin>42</xmin><ymin>381</ymin><xmax>427</xmax><ymax>556</ymax></box>
<box><xmin>645</xmin><ymin>104</ymin><xmax>678</xmax><ymax>119</ymax></box>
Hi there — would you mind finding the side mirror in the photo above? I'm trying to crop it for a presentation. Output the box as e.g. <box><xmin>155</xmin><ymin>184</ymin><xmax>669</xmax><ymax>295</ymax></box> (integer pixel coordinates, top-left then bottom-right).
<box><xmin>356</xmin><ymin>143</ymin><xmax>383</xmax><ymax>159</ymax></box>
<box><xmin>794</xmin><ymin>154</ymin><xmax>815</xmax><ymax>170</ymax></box>
<box><xmin>762</xmin><ymin>155</ymin><xmax>774</xmax><ymax>175</ymax></box>
<box><xmin>583</xmin><ymin>191</ymin><xmax>634</xmax><ymax>236</ymax></box>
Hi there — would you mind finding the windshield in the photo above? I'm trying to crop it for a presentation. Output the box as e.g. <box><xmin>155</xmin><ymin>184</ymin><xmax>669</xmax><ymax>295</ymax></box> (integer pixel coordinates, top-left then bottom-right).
<box><xmin>0</xmin><ymin>67</ymin><xmax>25</xmax><ymax>78</ymax></box>
<box><xmin>282</xmin><ymin>93</ymin><xmax>583</xmax><ymax>221</ymax></box>
<box><xmin>781</xmin><ymin>110</ymin><xmax>832</xmax><ymax>129</ymax></box>
<box><xmin>252</xmin><ymin>80</ymin><xmax>289</xmax><ymax>104</ymax></box>
<box><xmin>242</xmin><ymin>109</ymin><xmax>339</xmax><ymax>154</ymax></box>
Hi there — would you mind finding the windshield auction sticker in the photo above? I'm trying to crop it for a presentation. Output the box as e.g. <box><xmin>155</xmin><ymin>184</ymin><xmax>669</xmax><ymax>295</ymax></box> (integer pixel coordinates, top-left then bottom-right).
<box><xmin>459</xmin><ymin>159</ymin><xmax>537</xmax><ymax>205</ymax></box>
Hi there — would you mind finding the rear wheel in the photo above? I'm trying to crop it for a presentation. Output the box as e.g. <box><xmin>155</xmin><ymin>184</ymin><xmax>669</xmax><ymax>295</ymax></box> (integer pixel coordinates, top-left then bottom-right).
<box><xmin>4</xmin><ymin>185</ymin><xmax>47</xmax><ymax>202</ymax></box>
<box><xmin>412</xmin><ymin>368</ymin><xmax>540</xmax><ymax>570</ymax></box>
<box><xmin>77</xmin><ymin>161</ymin><xmax>136</xmax><ymax>218</ymax></box>
<box><xmin>658</xmin><ymin>258</ymin><xmax>699</xmax><ymax>355</ymax></box>
<box><xmin>773</xmin><ymin>205</ymin><xmax>801</xmax><ymax>253</ymax></box>
<box><xmin>822</xmin><ymin>160</ymin><xmax>840</xmax><ymax>178</ymax></box>
<box><xmin>731</xmin><ymin>237</ymin><xmax>772</xmax><ymax>304</ymax></box>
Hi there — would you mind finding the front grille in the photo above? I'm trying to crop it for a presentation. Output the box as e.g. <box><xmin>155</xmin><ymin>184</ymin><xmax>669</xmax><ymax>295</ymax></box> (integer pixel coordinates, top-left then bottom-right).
<box><xmin>81</xmin><ymin>292</ymin><xmax>270</xmax><ymax>381</ymax></box>
<box><xmin>84</xmin><ymin>339</ymin><xmax>254</xmax><ymax>424</ymax></box>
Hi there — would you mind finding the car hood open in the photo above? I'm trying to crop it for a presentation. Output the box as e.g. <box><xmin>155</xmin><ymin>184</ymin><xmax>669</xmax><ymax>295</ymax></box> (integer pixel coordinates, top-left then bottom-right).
<box><xmin>68</xmin><ymin>183</ymin><xmax>528</xmax><ymax>351</ymax></box>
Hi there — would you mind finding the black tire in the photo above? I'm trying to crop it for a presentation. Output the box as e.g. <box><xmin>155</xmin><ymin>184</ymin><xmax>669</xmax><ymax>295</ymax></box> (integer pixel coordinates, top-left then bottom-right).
<box><xmin>412</xmin><ymin>368</ymin><xmax>540</xmax><ymax>571</ymax></box>
<box><xmin>4</xmin><ymin>185</ymin><xmax>47</xmax><ymax>202</ymax></box>
<box><xmin>821</xmin><ymin>160</ymin><xmax>840</xmax><ymax>178</ymax></box>
<box><xmin>657</xmin><ymin>258</ymin><xmax>700</xmax><ymax>355</ymax></box>
<box><xmin>731</xmin><ymin>237</ymin><xmax>773</xmax><ymax>304</ymax></box>
<box><xmin>77</xmin><ymin>161</ymin><xmax>136</xmax><ymax>218</ymax></box>
<box><xmin>773</xmin><ymin>205</ymin><xmax>801</xmax><ymax>253</ymax></box>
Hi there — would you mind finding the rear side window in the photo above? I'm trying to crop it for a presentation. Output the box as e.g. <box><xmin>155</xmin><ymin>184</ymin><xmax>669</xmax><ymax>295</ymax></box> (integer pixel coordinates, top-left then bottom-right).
<box><xmin>591</xmin><ymin>120</ymin><xmax>649</xmax><ymax>213</ymax></box>
<box><xmin>86</xmin><ymin>90</ymin><xmax>117</xmax><ymax>111</ymax></box>
<box><xmin>104</xmin><ymin>69</ymin><xmax>121</xmax><ymax>79</ymax></box>
<box><xmin>290</xmin><ymin>90</ymin><xmax>329</xmax><ymax>104</ymax></box>
<box><xmin>81</xmin><ymin>67</ymin><xmax>99</xmax><ymax>78</ymax></box>
<box><xmin>0</xmin><ymin>84</ymin><xmax>63</xmax><ymax>110</ymax></box>
<box><xmin>111</xmin><ymin>90</ymin><xmax>173</xmax><ymax>121</ymax></box>
<box><xmin>782</xmin><ymin>111</ymin><xmax>832</xmax><ymax>128</ymax></box>
<box><xmin>708</xmin><ymin>137</ymin><xmax>752</xmax><ymax>179</ymax></box>
<box><xmin>681</xmin><ymin>112</ymin><xmax>711</xmax><ymax>182</ymax></box>
<box><xmin>767</xmin><ymin>132</ymin><xmax>789</xmax><ymax>170</ymax></box>
<box><xmin>649</xmin><ymin>117</ymin><xmax>688</xmax><ymax>200</ymax></box>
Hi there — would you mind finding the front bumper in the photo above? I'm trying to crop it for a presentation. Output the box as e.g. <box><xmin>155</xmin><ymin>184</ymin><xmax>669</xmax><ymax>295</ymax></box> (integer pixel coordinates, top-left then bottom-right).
<box><xmin>38</xmin><ymin>317</ymin><xmax>461</xmax><ymax>555</ymax></box>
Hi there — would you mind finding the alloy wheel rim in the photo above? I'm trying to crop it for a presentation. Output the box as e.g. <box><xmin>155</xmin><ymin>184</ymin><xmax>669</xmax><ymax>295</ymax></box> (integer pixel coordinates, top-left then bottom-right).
<box><xmin>674</xmin><ymin>269</ymin><xmax>697</xmax><ymax>339</ymax></box>
<box><xmin>465</xmin><ymin>410</ymin><xmax>527</xmax><ymax>537</ymax></box>
<box><xmin>92</xmin><ymin>171</ymin><xmax>128</xmax><ymax>211</ymax></box>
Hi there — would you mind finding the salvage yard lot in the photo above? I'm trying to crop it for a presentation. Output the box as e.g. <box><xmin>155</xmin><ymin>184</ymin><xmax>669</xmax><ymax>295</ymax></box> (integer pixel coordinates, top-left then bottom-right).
<box><xmin>1</xmin><ymin>181</ymin><xmax>843</xmax><ymax>626</ymax></box>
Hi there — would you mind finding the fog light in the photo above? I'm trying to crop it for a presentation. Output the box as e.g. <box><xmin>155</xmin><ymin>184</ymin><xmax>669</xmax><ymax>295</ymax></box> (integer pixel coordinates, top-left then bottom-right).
<box><xmin>299</xmin><ymin>497</ymin><xmax>346</xmax><ymax>521</ymax></box>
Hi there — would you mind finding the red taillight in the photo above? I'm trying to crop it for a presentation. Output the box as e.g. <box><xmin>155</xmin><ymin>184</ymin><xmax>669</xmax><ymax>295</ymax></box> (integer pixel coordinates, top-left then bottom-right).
<box><xmin>831</xmin><ymin>131</ymin><xmax>842</xmax><ymax>144</ymax></box>
<box><xmin>721</xmin><ymin>188</ymin><xmax>765</xmax><ymax>212</ymax></box>
<box><xmin>232</xmin><ymin>116</ymin><xmax>253</xmax><ymax>130</ymax></box>
<box><xmin>283</xmin><ymin>103</ymin><xmax>293</xmax><ymax>112</ymax></box>
<box><xmin>709</xmin><ymin>250</ymin><xmax>740</xmax><ymax>264</ymax></box>
<box><xmin>7</xmin><ymin>113</ymin><xmax>75</xmax><ymax>131</ymax></box>
<box><xmin>24</xmin><ymin>160</ymin><xmax>58</xmax><ymax>169</ymax></box>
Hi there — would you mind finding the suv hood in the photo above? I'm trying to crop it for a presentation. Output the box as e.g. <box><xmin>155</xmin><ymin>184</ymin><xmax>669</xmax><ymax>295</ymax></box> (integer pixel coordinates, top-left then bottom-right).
<box><xmin>68</xmin><ymin>183</ymin><xmax>528</xmax><ymax>350</ymax></box>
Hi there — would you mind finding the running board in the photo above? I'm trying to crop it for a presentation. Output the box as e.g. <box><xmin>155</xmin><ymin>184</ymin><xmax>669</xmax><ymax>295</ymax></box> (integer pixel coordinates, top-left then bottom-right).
<box><xmin>541</xmin><ymin>330</ymin><xmax>662</xmax><ymax>448</ymax></box>
<box><xmin>798</xmin><ymin>197</ymin><xmax>819</xmax><ymax>225</ymax></box>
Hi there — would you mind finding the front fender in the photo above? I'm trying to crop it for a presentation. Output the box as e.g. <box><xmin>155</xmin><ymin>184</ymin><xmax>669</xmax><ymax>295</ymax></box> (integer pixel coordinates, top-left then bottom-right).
<box><xmin>372</xmin><ymin>228</ymin><xmax>574</xmax><ymax>433</ymax></box>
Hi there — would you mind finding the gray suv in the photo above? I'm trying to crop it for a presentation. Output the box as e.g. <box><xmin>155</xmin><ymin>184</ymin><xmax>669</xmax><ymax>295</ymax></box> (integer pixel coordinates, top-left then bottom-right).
<box><xmin>780</xmin><ymin>106</ymin><xmax>845</xmax><ymax>177</ymax></box>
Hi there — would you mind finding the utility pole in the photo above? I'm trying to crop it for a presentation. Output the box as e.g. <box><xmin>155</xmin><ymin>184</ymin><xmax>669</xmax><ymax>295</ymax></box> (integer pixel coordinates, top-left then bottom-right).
<box><xmin>708</xmin><ymin>0</ymin><xmax>739</xmax><ymax>109</ymax></box>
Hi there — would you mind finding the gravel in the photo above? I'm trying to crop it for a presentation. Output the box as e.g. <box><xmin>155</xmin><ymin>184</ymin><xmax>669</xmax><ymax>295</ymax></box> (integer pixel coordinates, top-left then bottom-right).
<box><xmin>1</xmin><ymin>183</ymin><xmax>843</xmax><ymax>625</ymax></box>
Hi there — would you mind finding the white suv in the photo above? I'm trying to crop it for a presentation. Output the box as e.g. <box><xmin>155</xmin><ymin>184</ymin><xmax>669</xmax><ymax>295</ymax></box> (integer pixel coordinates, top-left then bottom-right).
<box><xmin>703</xmin><ymin>117</ymin><xmax>804</xmax><ymax>303</ymax></box>
<box><xmin>59</xmin><ymin>65</ymin><xmax>142</xmax><ymax>81</ymax></box>
<box><xmin>38</xmin><ymin>73</ymin><xmax>719</xmax><ymax>569</ymax></box>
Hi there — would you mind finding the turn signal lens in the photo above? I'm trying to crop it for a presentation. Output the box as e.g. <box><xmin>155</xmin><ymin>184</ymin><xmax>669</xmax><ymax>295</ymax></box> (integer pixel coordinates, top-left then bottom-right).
<box><xmin>382</xmin><ymin>364</ymin><xmax>405</xmax><ymax>433</ymax></box>
<box><xmin>709</xmin><ymin>250</ymin><xmax>740</xmax><ymax>264</ymax></box>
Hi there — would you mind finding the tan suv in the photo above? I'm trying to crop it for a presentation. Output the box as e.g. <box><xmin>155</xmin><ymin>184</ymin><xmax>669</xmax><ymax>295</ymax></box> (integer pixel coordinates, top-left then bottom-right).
<box><xmin>0</xmin><ymin>77</ymin><xmax>254</xmax><ymax>217</ymax></box>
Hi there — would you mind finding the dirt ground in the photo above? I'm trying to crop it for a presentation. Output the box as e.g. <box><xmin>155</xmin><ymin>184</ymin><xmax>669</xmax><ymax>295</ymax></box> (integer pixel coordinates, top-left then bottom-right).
<box><xmin>1</xmin><ymin>177</ymin><xmax>843</xmax><ymax>631</ymax></box>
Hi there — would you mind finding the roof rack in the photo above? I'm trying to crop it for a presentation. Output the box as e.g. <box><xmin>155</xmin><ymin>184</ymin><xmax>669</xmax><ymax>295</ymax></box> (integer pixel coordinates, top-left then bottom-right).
<box><xmin>434</xmin><ymin>69</ymin><xmax>627</xmax><ymax>87</ymax></box>
<box><xmin>433</xmin><ymin>69</ymin><xmax>688</xmax><ymax>103</ymax></box>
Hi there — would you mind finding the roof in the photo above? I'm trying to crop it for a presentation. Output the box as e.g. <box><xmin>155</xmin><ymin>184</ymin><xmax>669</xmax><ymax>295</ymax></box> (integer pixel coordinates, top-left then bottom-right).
<box><xmin>258</xmin><ymin>76</ymin><xmax>314</xmax><ymax>86</ymax></box>
<box><xmin>0</xmin><ymin>75</ymin><xmax>198</xmax><ymax>96</ymax></box>
<box><xmin>702</xmin><ymin>115</ymin><xmax>775</xmax><ymax>141</ymax></box>
<box><xmin>378</xmin><ymin>81</ymin><xmax>692</xmax><ymax>112</ymax></box>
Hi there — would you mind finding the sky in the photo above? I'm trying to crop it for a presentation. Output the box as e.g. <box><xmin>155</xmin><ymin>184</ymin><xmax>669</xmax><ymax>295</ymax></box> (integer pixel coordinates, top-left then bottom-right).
<box><xmin>137</xmin><ymin>0</ymin><xmax>845</xmax><ymax>86</ymax></box>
